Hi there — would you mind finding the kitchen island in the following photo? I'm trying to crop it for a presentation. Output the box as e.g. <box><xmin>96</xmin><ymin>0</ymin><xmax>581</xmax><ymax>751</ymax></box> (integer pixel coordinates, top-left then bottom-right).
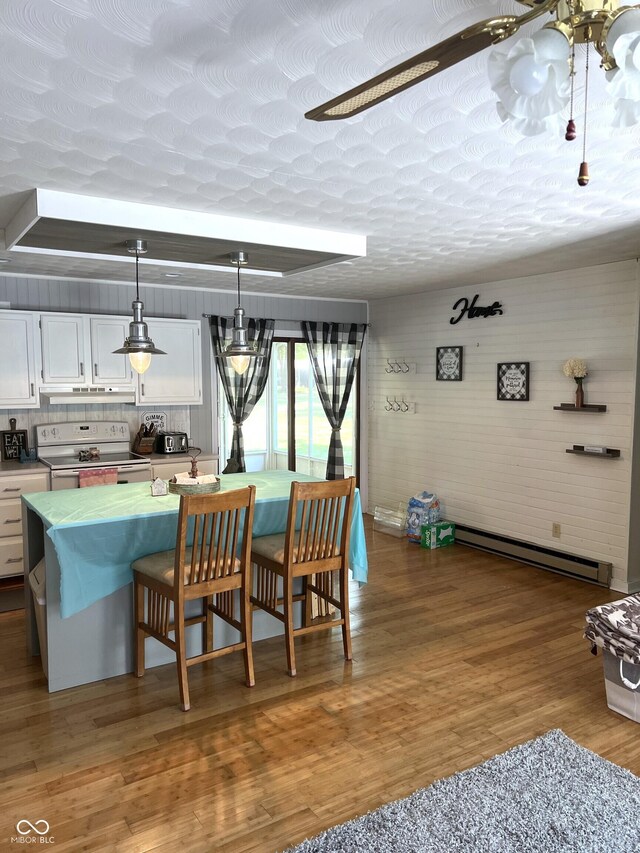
<box><xmin>22</xmin><ymin>472</ymin><xmax>368</xmax><ymax>691</ymax></box>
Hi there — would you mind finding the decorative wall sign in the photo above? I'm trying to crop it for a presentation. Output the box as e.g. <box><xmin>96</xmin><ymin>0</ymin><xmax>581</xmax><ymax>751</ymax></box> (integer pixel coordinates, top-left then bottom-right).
<box><xmin>1</xmin><ymin>418</ymin><xmax>28</xmax><ymax>461</ymax></box>
<box><xmin>141</xmin><ymin>411</ymin><xmax>167</xmax><ymax>434</ymax></box>
<box><xmin>436</xmin><ymin>346</ymin><xmax>463</xmax><ymax>381</ymax></box>
<box><xmin>497</xmin><ymin>362</ymin><xmax>529</xmax><ymax>401</ymax></box>
<box><xmin>450</xmin><ymin>295</ymin><xmax>503</xmax><ymax>325</ymax></box>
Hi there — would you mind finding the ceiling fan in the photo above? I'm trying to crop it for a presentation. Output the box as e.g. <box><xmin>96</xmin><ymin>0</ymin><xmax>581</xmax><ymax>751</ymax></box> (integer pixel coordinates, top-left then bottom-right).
<box><xmin>305</xmin><ymin>1</ymin><xmax>638</xmax><ymax>122</ymax></box>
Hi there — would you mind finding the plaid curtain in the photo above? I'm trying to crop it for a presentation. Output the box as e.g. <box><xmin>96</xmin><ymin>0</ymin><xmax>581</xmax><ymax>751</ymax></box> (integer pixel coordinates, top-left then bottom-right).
<box><xmin>209</xmin><ymin>316</ymin><xmax>274</xmax><ymax>473</ymax></box>
<box><xmin>302</xmin><ymin>321</ymin><xmax>366</xmax><ymax>479</ymax></box>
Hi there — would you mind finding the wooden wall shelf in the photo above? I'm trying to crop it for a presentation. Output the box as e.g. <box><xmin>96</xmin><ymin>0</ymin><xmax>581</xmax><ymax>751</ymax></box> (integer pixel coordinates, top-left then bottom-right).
<box><xmin>566</xmin><ymin>446</ymin><xmax>620</xmax><ymax>458</ymax></box>
<box><xmin>554</xmin><ymin>404</ymin><xmax>607</xmax><ymax>412</ymax></box>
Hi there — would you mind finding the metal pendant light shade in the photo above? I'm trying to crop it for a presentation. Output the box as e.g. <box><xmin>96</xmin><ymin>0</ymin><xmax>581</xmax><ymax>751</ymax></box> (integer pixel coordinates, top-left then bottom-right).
<box><xmin>218</xmin><ymin>251</ymin><xmax>259</xmax><ymax>375</ymax></box>
<box><xmin>113</xmin><ymin>239</ymin><xmax>165</xmax><ymax>374</ymax></box>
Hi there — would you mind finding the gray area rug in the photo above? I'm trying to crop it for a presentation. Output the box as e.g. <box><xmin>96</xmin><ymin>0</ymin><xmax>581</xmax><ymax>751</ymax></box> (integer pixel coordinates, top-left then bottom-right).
<box><xmin>283</xmin><ymin>730</ymin><xmax>640</xmax><ymax>852</ymax></box>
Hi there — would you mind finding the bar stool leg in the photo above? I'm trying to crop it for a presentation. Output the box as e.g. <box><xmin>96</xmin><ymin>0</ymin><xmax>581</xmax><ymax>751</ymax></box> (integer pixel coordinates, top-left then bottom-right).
<box><xmin>283</xmin><ymin>574</ymin><xmax>297</xmax><ymax>677</ymax></box>
<box><xmin>340</xmin><ymin>568</ymin><xmax>352</xmax><ymax>662</ymax></box>
<box><xmin>134</xmin><ymin>577</ymin><xmax>145</xmax><ymax>677</ymax></box>
<box><xmin>204</xmin><ymin>594</ymin><xmax>214</xmax><ymax>653</ymax></box>
<box><xmin>175</xmin><ymin>615</ymin><xmax>190</xmax><ymax>712</ymax></box>
<box><xmin>242</xmin><ymin>582</ymin><xmax>255</xmax><ymax>687</ymax></box>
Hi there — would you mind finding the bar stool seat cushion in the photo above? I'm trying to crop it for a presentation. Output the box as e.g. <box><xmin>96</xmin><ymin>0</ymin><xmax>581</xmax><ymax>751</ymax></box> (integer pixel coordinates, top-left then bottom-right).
<box><xmin>133</xmin><ymin>547</ymin><xmax>240</xmax><ymax>586</ymax></box>
<box><xmin>251</xmin><ymin>533</ymin><xmax>338</xmax><ymax>567</ymax></box>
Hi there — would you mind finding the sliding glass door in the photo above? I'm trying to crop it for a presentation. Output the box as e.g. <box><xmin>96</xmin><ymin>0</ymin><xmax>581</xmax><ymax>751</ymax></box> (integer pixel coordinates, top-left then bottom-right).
<box><xmin>219</xmin><ymin>337</ymin><xmax>357</xmax><ymax>477</ymax></box>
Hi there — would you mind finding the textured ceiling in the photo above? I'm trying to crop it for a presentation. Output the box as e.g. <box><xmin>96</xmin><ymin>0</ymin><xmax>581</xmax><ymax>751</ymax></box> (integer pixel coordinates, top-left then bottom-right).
<box><xmin>1</xmin><ymin>0</ymin><xmax>640</xmax><ymax>299</ymax></box>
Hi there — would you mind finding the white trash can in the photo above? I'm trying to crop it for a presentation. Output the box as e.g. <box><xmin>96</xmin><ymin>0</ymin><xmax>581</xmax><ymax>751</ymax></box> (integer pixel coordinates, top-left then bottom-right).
<box><xmin>28</xmin><ymin>559</ymin><xmax>48</xmax><ymax>679</ymax></box>
<box><xmin>603</xmin><ymin>650</ymin><xmax>640</xmax><ymax>723</ymax></box>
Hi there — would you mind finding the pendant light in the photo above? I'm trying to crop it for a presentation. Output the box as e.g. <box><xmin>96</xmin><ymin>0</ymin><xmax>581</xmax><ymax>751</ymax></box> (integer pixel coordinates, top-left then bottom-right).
<box><xmin>113</xmin><ymin>239</ymin><xmax>165</xmax><ymax>374</ymax></box>
<box><xmin>219</xmin><ymin>250</ymin><xmax>258</xmax><ymax>376</ymax></box>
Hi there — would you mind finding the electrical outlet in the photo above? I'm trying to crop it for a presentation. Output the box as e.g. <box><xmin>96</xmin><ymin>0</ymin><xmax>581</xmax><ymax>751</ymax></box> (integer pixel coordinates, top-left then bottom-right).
<box><xmin>552</xmin><ymin>522</ymin><xmax>561</xmax><ymax>538</ymax></box>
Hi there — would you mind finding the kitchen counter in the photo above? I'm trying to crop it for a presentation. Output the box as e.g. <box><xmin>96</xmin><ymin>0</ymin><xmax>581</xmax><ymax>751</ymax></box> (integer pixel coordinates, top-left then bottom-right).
<box><xmin>0</xmin><ymin>460</ymin><xmax>48</xmax><ymax>476</ymax></box>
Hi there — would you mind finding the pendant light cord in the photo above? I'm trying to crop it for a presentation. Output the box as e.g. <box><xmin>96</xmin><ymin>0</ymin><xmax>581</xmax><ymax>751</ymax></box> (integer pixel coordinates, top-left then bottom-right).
<box><xmin>135</xmin><ymin>251</ymin><xmax>140</xmax><ymax>301</ymax></box>
<box><xmin>237</xmin><ymin>263</ymin><xmax>241</xmax><ymax>308</ymax></box>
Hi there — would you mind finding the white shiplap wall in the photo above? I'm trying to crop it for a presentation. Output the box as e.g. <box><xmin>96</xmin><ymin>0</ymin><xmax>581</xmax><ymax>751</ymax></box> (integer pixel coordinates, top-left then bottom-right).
<box><xmin>368</xmin><ymin>260</ymin><xmax>639</xmax><ymax>590</ymax></box>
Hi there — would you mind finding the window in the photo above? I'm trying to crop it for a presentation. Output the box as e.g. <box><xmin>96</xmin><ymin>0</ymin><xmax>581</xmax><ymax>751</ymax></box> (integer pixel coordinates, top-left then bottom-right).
<box><xmin>219</xmin><ymin>337</ymin><xmax>357</xmax><ymax>476</ymax></box>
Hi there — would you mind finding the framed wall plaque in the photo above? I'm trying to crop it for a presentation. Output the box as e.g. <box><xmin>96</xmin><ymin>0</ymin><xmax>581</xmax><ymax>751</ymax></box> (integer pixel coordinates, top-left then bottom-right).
<box><xmin>497</xmin><ymin>362</ymin><xmax>530</xmax><ymax>401</ymax></box>
<box><xmin>436</xmin><ymin>346</ymin><xmax>463</xmax><ymax>381</ymax></box>
<box><xmin>1</xmin><ymin>418</ymin><xmax>28</xmax><ymax>461</ymax></box>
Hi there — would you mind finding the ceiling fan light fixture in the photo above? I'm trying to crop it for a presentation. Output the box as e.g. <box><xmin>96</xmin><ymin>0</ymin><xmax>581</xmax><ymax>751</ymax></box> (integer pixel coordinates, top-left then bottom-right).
<box><xmin>113</xmin><ymin>239</ymin><xmax>166</xmax><ymax>375</ymax></box>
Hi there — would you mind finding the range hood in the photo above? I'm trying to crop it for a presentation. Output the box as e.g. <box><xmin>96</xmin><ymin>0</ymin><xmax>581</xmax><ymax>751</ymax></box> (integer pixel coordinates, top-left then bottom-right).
<box><xmin>40</xmin><ymin>386</ymin><xmax>136</xmax><ymax>405</ymax></box>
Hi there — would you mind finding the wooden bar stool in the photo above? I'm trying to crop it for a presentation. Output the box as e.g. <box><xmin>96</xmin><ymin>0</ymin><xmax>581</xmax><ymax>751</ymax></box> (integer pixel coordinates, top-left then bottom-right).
<box><xmin>132</xmin><ymin>486</ymin><xmax>256</xmax><ymax>711</ymax></box>
<box><xmin>250</xmin><ymin>477</ymin><xmax>356</xmax><ymax>677</ymax></box>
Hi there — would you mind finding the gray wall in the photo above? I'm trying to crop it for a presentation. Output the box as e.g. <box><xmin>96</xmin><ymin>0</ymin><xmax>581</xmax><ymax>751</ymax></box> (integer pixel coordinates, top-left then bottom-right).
<box><xmin>0</xmin><ymin>275</ymin><xmax>367</xmax><ymax>453</ymax></box>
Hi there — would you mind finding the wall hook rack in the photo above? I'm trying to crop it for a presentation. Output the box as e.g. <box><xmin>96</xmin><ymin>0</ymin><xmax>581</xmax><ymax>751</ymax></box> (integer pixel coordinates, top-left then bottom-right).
<box><xmin>385</xmin><ymin>359</ymin><xmax>416</xmax><ymax>374</ymax></box>
<box><xmin>384</xmin><ymin>396</ymin><xmax>415</xmax><ymax>413</ymax></box>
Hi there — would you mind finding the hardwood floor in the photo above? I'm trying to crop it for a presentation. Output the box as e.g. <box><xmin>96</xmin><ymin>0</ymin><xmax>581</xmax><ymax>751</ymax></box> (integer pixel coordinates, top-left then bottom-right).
<box><xmin>0</xmin><ymin>517</ymin><xmax>635</xmax><ymax>852</ymax></box>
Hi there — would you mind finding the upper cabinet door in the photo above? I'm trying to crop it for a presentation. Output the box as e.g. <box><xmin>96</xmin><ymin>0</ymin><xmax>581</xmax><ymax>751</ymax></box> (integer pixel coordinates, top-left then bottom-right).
<box><xmin>90</xmin><ymin>317</ymin><xmax>133</xmax><ymax>386</ymax></box>
<box><xmin>138</xmin><ymin>319</ymin><xmax>202</xmax><ymax>405</ymax></box>
<box><xmin>0</xmin><ymin>311</ymin><xmax>39</xmax><ymax>408</ymax></box>
<box><xmin>40</xmin><ymin>314</ymin><xmax>90</xmax><ymax>385</ymax></box>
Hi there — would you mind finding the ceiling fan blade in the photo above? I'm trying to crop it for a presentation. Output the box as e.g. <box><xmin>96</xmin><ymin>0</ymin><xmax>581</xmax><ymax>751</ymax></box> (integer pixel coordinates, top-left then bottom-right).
<box><xmin>305</xmin><ymin>8</ymin><xmax>547</xmax><ymax>121</ymax></box>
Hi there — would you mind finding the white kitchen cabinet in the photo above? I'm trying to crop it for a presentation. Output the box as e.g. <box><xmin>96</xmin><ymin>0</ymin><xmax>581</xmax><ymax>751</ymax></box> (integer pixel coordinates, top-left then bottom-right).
<box><xmin>138</xmin><ymin>319</ymin><xmax>203</xmax><ymax>405</ymax></box>
<box><xmin>40</xmin><ymin>313</ymin><xmax>134</xmax><ymax>389</ymax></box>
<box><xmin>40</xmin><ymin>313</ymin><xmax>91</xmax><ymax>385</ymax></box>
<box><xmin>0</xmin><ymin>311</ymin><xmax>39</xmax><ymax>408</ymax></box>
<box><xmin>90</xmin><ymin>317</ymin><xmax>133</xmax><ymax>385</ymax></box>
<box><xmin>0</xmin><ymin>469</ymin><xmax>49</xmax><ymax>579</ymax></box>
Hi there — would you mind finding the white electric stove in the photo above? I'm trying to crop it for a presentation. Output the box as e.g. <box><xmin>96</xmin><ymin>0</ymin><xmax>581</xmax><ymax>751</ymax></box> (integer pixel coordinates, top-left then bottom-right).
<box><xmin>36</xmin><ymin>421</ymin><xmax>151</xmax><ymax>490</ymax></box>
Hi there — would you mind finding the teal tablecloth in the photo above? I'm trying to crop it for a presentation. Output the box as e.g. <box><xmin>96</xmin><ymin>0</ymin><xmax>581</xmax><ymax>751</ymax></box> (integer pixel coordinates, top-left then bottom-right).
<box><xmin>22</xmin><ymin>471</ymin><xmax>368</xmax><ymax>619</ymax></box>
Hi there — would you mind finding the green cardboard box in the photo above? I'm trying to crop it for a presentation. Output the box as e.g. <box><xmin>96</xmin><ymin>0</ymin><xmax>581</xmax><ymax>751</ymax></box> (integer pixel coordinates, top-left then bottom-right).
<box><xmin>421</xmin><ymin>521</ymin><xmax>455</xmax><ymax>549</ymax></box>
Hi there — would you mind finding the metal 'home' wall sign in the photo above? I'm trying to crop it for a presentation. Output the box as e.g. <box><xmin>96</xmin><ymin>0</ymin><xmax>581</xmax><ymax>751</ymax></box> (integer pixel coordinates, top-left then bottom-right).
<box><xmin>450</xmin><ymin>295</ymin><xmax>503</xmax><ymax>325</ymax></box>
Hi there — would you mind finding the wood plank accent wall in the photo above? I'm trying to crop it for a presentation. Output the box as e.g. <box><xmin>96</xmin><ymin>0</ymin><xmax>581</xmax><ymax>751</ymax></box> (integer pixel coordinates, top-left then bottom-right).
<box><xmin>368</xmin><ymin>260</ymin><xmax>639</xmax><ymax>590</ymax></box>
<box><xmin>0</xmin><ymin>275</ymin><xmax>367</xmax><ymax>454</ymax></box>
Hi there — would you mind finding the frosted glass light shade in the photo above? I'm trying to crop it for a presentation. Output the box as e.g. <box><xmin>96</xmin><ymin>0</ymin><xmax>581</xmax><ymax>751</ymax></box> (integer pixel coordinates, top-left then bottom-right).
<box><xmin>606</xmin><ymin>9</ymin><xmax>640</xmax><ymax>53</ymax></box>
<box><xmin>129</xmin><ymin>351</ymin><xmax>152</xmax><ymax>374</ymax></box>
<box><xmin>605</xmin><ymin>10</ymin><xmax>640</xmax><ymax>127</ymax></box>
<box><xmin>488</xmin><ymin>28</ymin><xmax>571</xmax><ymax>136</ymax></box>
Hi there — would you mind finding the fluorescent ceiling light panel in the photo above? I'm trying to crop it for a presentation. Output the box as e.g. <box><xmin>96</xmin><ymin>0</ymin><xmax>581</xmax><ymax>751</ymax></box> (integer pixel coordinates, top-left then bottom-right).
<box><xmin>5</xmin><ymin>189</ymin><xmax>367</xmax><ymax>276</ymax></box>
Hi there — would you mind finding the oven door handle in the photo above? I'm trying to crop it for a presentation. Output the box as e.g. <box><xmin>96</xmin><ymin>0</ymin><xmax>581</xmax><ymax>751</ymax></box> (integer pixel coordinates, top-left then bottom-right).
<box><xmin>51</xmin><ymin>465</ymin><xmax>149</xmax><ymax>477</ymax></box>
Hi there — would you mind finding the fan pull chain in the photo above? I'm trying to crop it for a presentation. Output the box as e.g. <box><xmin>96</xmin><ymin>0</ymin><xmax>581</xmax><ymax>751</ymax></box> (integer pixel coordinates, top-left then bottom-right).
<box><xmin>565</xmin><ymin>37</ymin><xmax>576</xmax><ymax>141</ymax></box>
<box><xmin>578</xmin><ymin>39</ymin><xmax>590</xmax><ymax>186</ymax></box>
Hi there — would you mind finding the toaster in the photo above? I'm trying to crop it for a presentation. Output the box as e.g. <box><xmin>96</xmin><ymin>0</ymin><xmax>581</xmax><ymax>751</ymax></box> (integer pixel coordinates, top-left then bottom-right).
<box><xmin>155</xmin><ymin>432</ymin><xmax>188</xmax><ymax>454</ymax></box>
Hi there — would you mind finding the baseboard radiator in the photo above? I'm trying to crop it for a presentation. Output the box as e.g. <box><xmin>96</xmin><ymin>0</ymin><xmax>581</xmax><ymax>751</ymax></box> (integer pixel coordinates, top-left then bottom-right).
<box><xmin>454</xmin><ymin>524</ymin><xmax>612</xmax><ymax>587</ymax></box>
